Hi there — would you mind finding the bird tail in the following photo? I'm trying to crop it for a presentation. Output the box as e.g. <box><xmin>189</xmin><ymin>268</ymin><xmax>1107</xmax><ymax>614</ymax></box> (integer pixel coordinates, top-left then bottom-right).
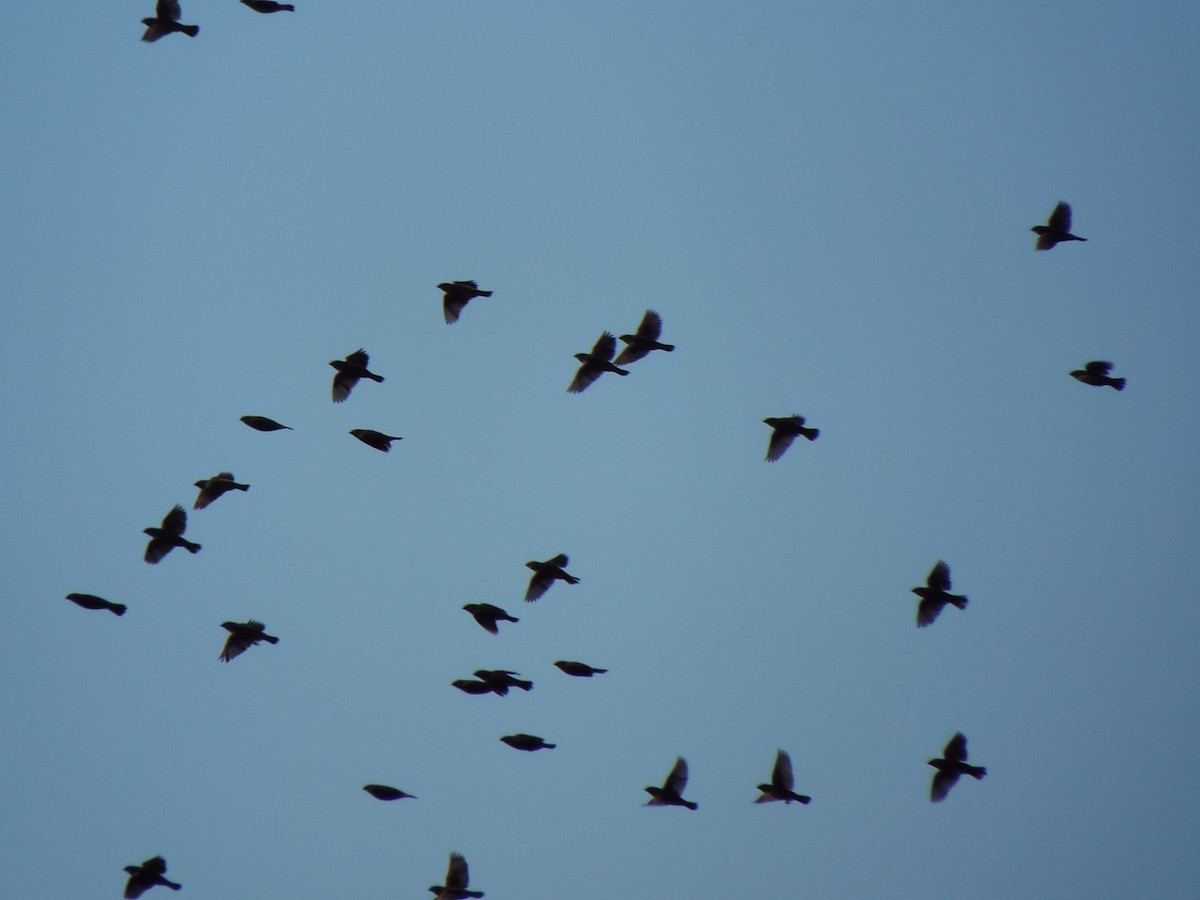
<box><xmin>282</xmin><ymin>3</ymin><xmax>296</xmax><ymax>8</ymax></box>
<box><xmin>111</xmin><ymin>604</ymin><xmax>128</xmax><ymax>617</ymax></box>
<box><xmin>968</xmin><ymin>766</ymin><xmax>987</xmax><ymax>780</ymax></box>
<box><xmin>184</xmin><ymin>541</ymin><xmax>202</xmax><ymax>554</ymax></box>
<box><xmin>164</xmin><ymin>879</ymin><xmax>183</xmax><ymax>891</ymax></box>
<box><xmin>565</xmin><ymin>575</ymin><xmax>580</xmax><ymax>585</ymax></box>
<box><xmin>504</xmin><ymin>614</ymin><xmax>520</xmax><ymax>623</ymax></box>
<box><xmin>948</xmin><ymin>594</ymin><xmax>968</xmax><ymax>610</ymax></box>
<box><xmin>659</xmin><ymin>343</ymin><xmax>676</xmax><ymax>352</ymax></box>
<box><xmin>794</xmin><ymin>794</ymin><xmax>812</xmax><ymax>804</ymax></box>
<box><xmin>615</xmin><ymin>367</ymin><xmax>630</xmax><ymax>376</ymax></box>
<box><xmin>802</xmin><ymin>427</ymin><xmax>820</xmax><ymax>441</ymax></box>
<box><xmin>236</xmin><ymin>483</ymin><xmax>250</xmax><ymax>492</ymax></box>
<box><xmin>1112</xmin><ymin>378</ymin><xmax>1126</xmax><ymax>391</ymax></box>
<box><xmin>263</xmin><ymin>634</ymin><xmax>280</xmax><ymax>644</ymax></box>
<box><xmin>683</xmin><ymin>800</ymin><xmax>698</xmax><ymax>810</ymax></box>
<box><xmin>479</xmin><ymin>291</ymin><xmax>493</xmax><ymax>297</ymax></box>
<box><xmin>543</xmin><ymin>742</ymin><xmax>557</xmax><ymax>749</ymax></box>
<box><xmin>367</xmin><ymin>373</ymin><xmax>384</xmax><ymax>383</ymax></box>
<box><xmin>515</xmin><ymin>679</ymin><xmax>533</xmax><ymax>691</ymax></box>
<box><xmin>181</xmin><ymin>24</ymin><xmax>199</xmax><ymax>37</ymax></box>
<box><xmin>593</xmin><ymin>667</ymin><xmax>608</xmax><ymax>673</ymax></box>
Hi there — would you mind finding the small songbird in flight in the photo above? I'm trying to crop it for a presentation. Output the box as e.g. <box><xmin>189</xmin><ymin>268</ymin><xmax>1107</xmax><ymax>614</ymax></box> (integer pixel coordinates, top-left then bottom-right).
<box><xmin>240</xmin><ymin>415</ymin><xmax>292</xmax><ymax>432</ymax></box>
<box><xmin>66</xmin><ymin>593</ymin><xmax>127</xmax><ymax>616</ymax></box>
<box><xmin>524</xmin><ymin>554</ymin><xmax>579</xmax><ymax>601</ymax></box>
<box><xmin>219</xmin><ymin>620</ymin><xmax>279</xmax><ymax>662</ymax></box>
<box><xmin>754</xmin><ymin>749</ymin><xmax>811</xmax><ymax>804</ymax></box>
<box><xmin>568</xmin><ymin>332</ymin><xmax>629</xmax><ymax>393</ymax></box>
<box><xmin>143</xmin><ymin>505</ymin><xmax>200</xmax><ymax>564</ymax></box>
<box><xmin>1032</xmin><ymin>201</ymin><xmax>1087</xmax><ymax>250</ymax></box>
<box><xmin>928</xmin><ymin>732</ymin><xmax>987</xmax><ymax>802</ymax></box>
<box><xmin>330</xmin><ymin>349</ymin><xmax>384</xmax><ymax>402</ymax></box>
<box><xmin>349</xmin><ymin>429</ymin><xmax>403</xmax><ymax>452</ymax></box>
<box><xmin>463</xmin><ymin>603</ymin><xmax>519</xmax><ymax>634</ymax></box>
<box><xmin>439</xmin><ymin>280</ymin><xmax>493</xmax><ymax>324</ymax></box>
<box><xmin>363</xmin><ymin>784</ymin><xmax>416</xmax><ymax>801</ymax></box>
<box><xmin>193</xmin><ymin>472</ymin><xmax>250</xmax><ymax>510</ymax></box>
<box><xmin>763</xmin><ymin>414</ymin><xmax>819</xmax><ymax>462</ymax></box>
<box><xmin>473</xmin><ymin>669</ymin><xmax>533</xmax><ymax>695</ymax></box>
<box><xmin>428</xmin><ymin>852</ymin><xmax>484</xmax><ymax>900</ymax></box>
<box><xmin>614</xmin><ymin>309</ymin><xmax>675</xmax><ymax>365</ymax></box>
<box><xmin>141</xmin><ymin>1</ymin><xmax>198</xmax><ymax>41</ymax></box>
<box><xmin>554</xmin><ymin>660</ymin><xmax>607</xmax><ymax>677</ymax></box>
<box><xmin>1070</xmin><ymin>360</ymin><xmax>1125</xmax><ymax>390</ymax></box>
<box><xmin>912</xmin><ymin>560</ymin><xmax>968</xmax><ymax>628</ymax></box>
<box><xmin>122</xmin><ymin>855</ymin><xmax>181</xmax><ymax>898</ymax></box>
<box><xmin>240</xmin><ymin>0</ymin><xmax>295</xmax><ymax>12</ymax></box>
<box><xmin>645</xmin><ymin>756</ymin><xmax>697</xmax><ymax>810</ymax></box>
<box><xmin>500</xmin><ymin>733</ymin><xmax>556</xmax><ymax>751</ymax></box>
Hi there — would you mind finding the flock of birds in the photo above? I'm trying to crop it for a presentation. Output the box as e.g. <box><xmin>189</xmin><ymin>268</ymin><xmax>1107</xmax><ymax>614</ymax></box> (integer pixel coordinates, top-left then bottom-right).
<box><xmin>60</xmin><ymin>8</ymin><xmax>1124</xmax><ymax>898</ymax></box>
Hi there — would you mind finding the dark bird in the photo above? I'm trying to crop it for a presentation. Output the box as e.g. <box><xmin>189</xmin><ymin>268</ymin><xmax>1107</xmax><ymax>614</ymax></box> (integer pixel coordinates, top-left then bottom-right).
<box><xmin>349</xmin><ymin>429</ymin><xmax>403</xmax><ymax>452</ymax></box>
<box><xmin>1032</xmin><ymin>201</ymin><xmax>1087</xmax><ymax>250</ymax></box>
<box><xmin>219</xmin><ymin>619</ymin><xmax>279</xmax><ymax>662</ymax></box>
<box><xmin>1070</xmin><ymin>360</ymin><xmax>1125</xmax><ymax>391</ymax></box>
<box><xmin>143</xmin><ymin>505</ymin><xmax>200</xmax><ymax>564</ymax></box>
<box><xmin>141</xmin><ymin>1</ymin><xmax>198</xmax><ymax>41</ymax></box>
<box><xmin>614</xmin><ymin>309</ymin><xmax>675</xmax><ymax>365</ymax></box>
<box><xmin>763</xmin><ymin>414</ymin><xmax>819</xmax><ymax>462</ymax></box>
<box><xmin>240</xmin><ymin>415</ymin><xmax>292</xmax><ymax>432</ymax></box>
<box><xmin>240</xmin><ymin>0</ymin><xmax>295</xmax><ymax>11</ymax></box>
<box><xmin>754</xmin><ymin>749</ymin><xmax>811</xmax><ymax>805</ymax></box>
<box><xmin>567</xmin><ymin>331</ymin><xmax>629</xmax><ymax>393</ymax></box>
<box><xmin>428</xmin><ymin>852</ymin><xmax>484</xmax><ymax>900</ymax></box>
<box><xmin>193</xmin><ymin>472</ymin><xmax>249</xmax><ymax>510</ymax></box>
<box><xmin>439</xmin><ymin>280</ymin><xmax>493</xmax><ymax>324</ymax></box>
<box><xmin>330</xmin><ymin>348</ymin><xmax>383</xmax><ymax>402</ymax></box>
<box><xmin>524</xmin><ymin>553</ymin><xmax>579</xmax><ymax>602</ymax></box>
<box><xmin>463</xmin><ymin>603</ymin><xmax>519</xmax><ymax>634</ymax></box>
<box><xmin>645</xmin><ymin>756</ymin><xmax>697</xmax><ymax>810</ymax></box>
<box><xmin>928</xmin><ymin>732</ymin><xmax>987</xmax><ymax>802</ymax></box>
<box><xmin>452</xmin><ymin>678</ymin><xmax>496</xmax><ymax>695</ymax></box>
<box><xmin>554</xmin><ymin>660</ymin><xmax>607</xmax><ymax>677</ymax></box>
<box><xmin>122</xmin><ymin>856</ymin><xmax>181</xmax><ymax>898</ymax></box>
<box><xmin>912</xmin><ymin>560</ymin><xmax>968</xmax><ymax>628</ymax></box>
<box><xmin>474</xmin><ymin>669</ymin><xmax>533</xmax><ymax>695</ymax></box>
<box><xmin>363</xmin><ymin>784</ymin><xmax>415</xmax><ymax>801</ymax></box>
<box><xmin>500</xmin><ymin>733</ymin><xmax>556</xmax><ymax>751</ymax></box>
<box><xmin>66</xmin><ymin>593</ymin><xmax>126</xmax><ymax>616</ymax></box>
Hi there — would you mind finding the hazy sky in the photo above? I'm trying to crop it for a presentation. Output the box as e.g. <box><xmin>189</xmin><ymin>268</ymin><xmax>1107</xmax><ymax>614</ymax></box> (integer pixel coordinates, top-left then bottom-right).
<box><xmin>3</xmin><ymin>2</ymin><xmax>1200</xmax><ymax>898</ymax></box>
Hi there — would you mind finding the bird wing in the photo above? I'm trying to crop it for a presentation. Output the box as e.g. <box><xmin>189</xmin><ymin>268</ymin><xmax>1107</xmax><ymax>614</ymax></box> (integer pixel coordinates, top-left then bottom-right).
<box><xmin>637</xmin><ymin>309</ymin><xmax>663</xmax><ymax>340</ymax></box>
<box><xmin>157</xmin><ymin>0</ymin><xmax>182</xmax><ymax>21</ymax></box>
<box><xmin>916</xmin><ymin>595</ymin><xmax>945</xmax><ymax>628</ymax></box>
<box><xmin>591</xmin><ymin>331</ymin><xmax>618</xmax><ymax>361</ymax></box>
<box><xmin>927</xmin><ymin>560</ymin><xmax>951</xmax><ymax>591</ymax></box>
<box><xmin>332</xmin><ymin>371</ymin><xmax>359</xmax><ymax>402</ymax></box>
<box><xmin>772</xmin><ymin>749</ymin><xmax>794</xmax><ymax>791</ymax></box>
<box><xmin>443</xmin><ymin>294</ymin><xmax>468</xmax><ymax>324</ymax></box>
<box><xmin>525</xmin><ymin>571</ymin><xmax>552</xmax><ymax>601</ymax></box>
<box><xmin>546</xmin><ymin>553</ymin><xmax>569</xmax><ymax>568</ymax></box>
<box><xmin>765</xmin><ymin>430</ymin><xmax>797</xmax><ymax>462</ymax></box>
<box><xmin>930</xmin><ymin>768</ymin><xmax>960</xmax><ymax>803</ymax></box>
<box><xmin>456</xmin><ymin>280</ymin><xmax>479</xmax><ymax>290</ymax></box>
<box><xmin>943</xmin><ymin>732</ymin><xmax>968</xmax><ymax>762</ymax></box>
<box><xmin>213</xmin><ymin>472</ymin><xmax>235</xmax><ymax>482</ymax></box>
<box><xmin>613</xmin><ymin>342</ymin><xmax>649</xmax><ymax>366</ymax></box>
<box><xmin>144</xmin><ymin>536</ymin><xmax>171</xmax><ymax>564</ymax></box>
<box><xmin>220</xmin><ymin>631</ymin><xmax>252</xmax><ymax>662</ymax></box>
<box><xmin>1084</xmin><ymin>360</ymin><xmax>1113</xmax><ymax>375</ymax></box>
<box><xmin>345</xmin><ymin>348</ymin><xmax>369</xmax><ymax>368</ymax></box>
<box><xmin>161</xmin><ymin>505</ymin><xmax>187</xmax><ymax>536</ymax></box>
<box><xmin>1048</xmin><ymin>201</ymin><xmax>1072</xmax><ymax>232</ymax></box>
<box><xmin>665</xmin><ymin>756</ymin><xmax>689</xmax><ymax>794</ymax></box>
<box><xmin>446</xmin><ymin>853</ymin><xmax>470</xmax><ymax>890</ymax></box>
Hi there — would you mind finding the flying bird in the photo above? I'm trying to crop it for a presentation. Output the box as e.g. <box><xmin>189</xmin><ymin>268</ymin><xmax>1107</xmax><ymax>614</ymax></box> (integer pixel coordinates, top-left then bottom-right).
<box><xmin>1032</xmin><ymin>201</ymin><xmax>1087</xmax><ymax>250</ymax></box>
<box><xmin>912</xmin><ymin>560</ymin><xmax>968</xmax><ymax>628</ymax></box>
<box><xmin>645</xmin><ymin>756</ymin><xmax>697</xmax><ymax>810</ymax></box>
<box><xmin>614</xmin><ymin>309</ymin><xmax>675</xmax><ymax>365</ymax></box>
<box><xmin>554</xmin><ymin>660</ymin><xmax>607</xmax><ymax>677</ymax></box>
<box><xmin>500</xmin><ymin>733</ymin><xmax>556</xmax><ymax>751</ymax></box>
<box><xmin>567</xmin><ymin>331</ymin><xmax>629</xmax><ymax>393</ymax></box>
<box><xmin>66</xmin><ymin>593</ymin><xmax>127</xmax><ymax>616</ymax></box>
<box><xmin>193</xmin><ymin>472</ymin><xmax>250</xmax><ymax>510</ymax></box>
<box><xmin>219</xmin><ymin>619</ymin><xmax>279</xmax><ymax>662</ymax></box>
<box><xmin>143</xmin><ymin>505</ymin><xmax>200</xmax><ymax>564</ymax></box>
<box><xmin>141</xmin><ymin>1</ymin><xmax>198</xmax><ymax>41</ymax></box>
<box><xmin>1070</xmin><ymin>360</ymin><xmax>1125</xmax><ymax>391</ymax></box>
<box><xmin>439</xmin><ymin>280</ymin><xmax>493</xmax><ymax>324</ymax></box>
<box><xmin>240</xmin><ymin>0</ymin><xmax>295</xmax><ymax>11</ymax></box>
<box><xmin>122</xmin><ymin>856</ymin><xmax>181</xmax><ymax>898</ymax></box>
<box><xmin>349</xmin><ymin>429</ymin><xmax>403</xmax><ymax>452</ymax></box>
<box><xmin>363</xmin><ymin>784</ymin><xmax>415</xmax><ymax>801</ymax></box>
<box><xmin>474</xmin><ymin>669</ymin><xmax>533</xmax><ymax>695</ymax></box>
<box><xmin>763</xmin><ymin>414</ymin><xmax>819</xmax><ymax>462</ymax></box>
<box><xmin>462</xmin><ymin>603</ymin><xmax>519</xmax><ymax>634</ymax></box>
<box><xmin>240</xmin><ymin>415</ymin><xmax>291</xmax><ymax>432</ymax></box>
<box><xmin>330</xmin><ymin>349</ymin><xmax>384</xmax><ymax>402</ymax></box>
<box><xmin>524</xmin><ymin>554</ymin><xmax>579</xmax><ymax>601</ymax></box>
<box><xmin>452</xmin><ymin>678</ymin><xmax>496</xmax><ymax>696</ymax></box>
<box><xmin>754</xmin><ymin>749</ymin><xmax>811</xmax><ymax>804</ymax></box>
<box><xmin>928</xmin><ymin>732</ymin><xmax>987</xmax><ymax>802</ymax></box>
<box><xmin>428</xmin><ymin>852</ymin><xmax>484</xmax><ymax>900</ymax></box>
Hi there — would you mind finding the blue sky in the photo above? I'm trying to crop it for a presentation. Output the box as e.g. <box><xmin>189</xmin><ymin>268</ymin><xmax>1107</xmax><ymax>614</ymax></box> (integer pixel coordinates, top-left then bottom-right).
<box><xmin>3</xmin><ymin>2</ymin><xmax>1199</xmax><ymax>897</ymax></box>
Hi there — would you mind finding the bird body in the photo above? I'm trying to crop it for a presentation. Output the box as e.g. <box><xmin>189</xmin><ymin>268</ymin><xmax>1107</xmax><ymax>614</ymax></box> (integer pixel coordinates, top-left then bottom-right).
<box><xmin>330</xmin><ymin>349</ymin><xmax>384</xmax><ymax>402</ymax></box>
<box><xmin>219</xmin><ymin>619</ymin><xmax>279</xmax><ymax>662</ymax></box>
<box><xmin>193</xmin><ymin>472</ymin><xmax>250</xmax><ymax>509</ymax></box>
<box><xmin>452</xmin><ymin>678</ymin><xmax>496</xmax><ymax>695</ymax></box>
<box><xmin>912</xmin><ymin>560</ymin><xmax>968</xmax><ymax>627</ymax></box>
<box><xmin>614</xmin><ymin>309</ymin><xmax>675</xmax><ymax>365</ymax></box>
<box><xmin>241</xmin><ymin>0</ymin><xmax>295</xmax><ymax>11</ymax></box>
<box><xmin>928</xmin><ymin>732</ymin><xmax>987</xmax><ymax>802</ymax></box>
<box><xmin>754</xmin><ymin>749</ymin><xmax>811</xmax><ymax>804</ymax></box>
<box><xmin>554</xmin><ymin>660</ymin><xmax>607</xmax><ymax>677</ymax></box>
<box><xmin>474</xmin><ymin>669</ymin><xmax>533</xmax><ymax>695</ymax></box>
<box><xmin>123</xmin><ymin>855</ymin><xmax>181</xmax><ymax>898</ymax></box>
<box><xmin>1070</xmin><ymin>360</ymin><xmax>1125</xmax><ymax>390</ymax></box>
<box><xmin>568</xmin><ymin>332</ymin><xmax>629</xmax><ymax>393</ymax></box>
<box><xmin>439</xmin><ymin>280</ymin><xmax>493</xmax><ymax>324</ymax></box>
<box><xmin>428</xmin><ymin>852</ymin><xmax>484</xmax><ymax>900</ymax></box>
<box><xmin>500</xmin><ymin>733</ymin><xmax>555</xmax><ymax>751</ymax></box>
<box><xmin>143</xmin><ymin>505</ymin><xmax>200</xmax><ymax>564</ymax></box>
<box><xmin>349</xmin><ymin>429</ymin><xmax>403</xmax><ymax>452</ymax></box>
<box><xmin>1032</xmin><ymin>201</ymin><xmax>1087</xmax><ymax>250</ymax></box>
<box><xmin>363</xmin><ymin>784</ymin><xmax>415</xmax><ymax>801</ymax></box>
<box><xmin>240</xmin><ymin>415</ymin><xmax>292</xmax><ymax>431</ymax></box>
<box><xmin>763</xmin><ymin>414</ymin><xmax>819</xmax><ymax>462</ymax></box>
<box><xmin>462</xmin><ymin>603</ymin><xmax>519</xmax><ymax>634</ymax></box>
<box><xmin>66</xmin><ymin>593</ymin><xmax>127</xmax><ymax>616</ymax></box>
<box><xmin>524</xmin><ymin>553</ymin><xmax>579</xmax><ymax>601</ymax></box>
<box><xmin>645</xmin><ymin>756</ymin><xmax>697</xmax><ymax>810</ymax></box>
<box><xmin>141</xmin><ymin>1</ymin><xmax>198</xmax><ymax>41</ymax></box>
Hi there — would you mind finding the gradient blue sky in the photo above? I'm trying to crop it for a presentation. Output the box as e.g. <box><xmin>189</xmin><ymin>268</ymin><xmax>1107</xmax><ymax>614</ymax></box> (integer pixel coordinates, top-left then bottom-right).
<box><xmin>4</xmin><ymin>2</ymin><xmax>1200</xmax><ymax>898</ymax></box>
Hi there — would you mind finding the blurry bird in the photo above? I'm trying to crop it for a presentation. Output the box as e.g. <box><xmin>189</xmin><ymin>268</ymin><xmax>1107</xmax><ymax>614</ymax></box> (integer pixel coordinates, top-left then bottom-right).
<box><xmin>240</xmin><ymin>0</ymin><xmax>295</xmax><ymax>11</ymax></box>
<box><xmin>330</xmin><ymin>349</ymin><xmax>384</xmax><ymax>402</ymax></box>
<box><xmin>122</xmin><ymin>856</ymin><xmax>181</xmax><ymax>898</ymax></box>
<box><xmin>219</xmin><ymin>619</ymin><xmax>279</xmax><ymax>662</ymax></box>
<box><xmin>1032</xmin><ymin>201</ymin><xmax>1087</xmax><ymax>250</ymax></box>
<box><xmin>193</xmin><ymin>472</ymin><xmax>250</xmax><ymax>510</ymax></box>
<box><xmin>614</xmin><ymin>309</ymin><xmax>675</xmax><ymax>365</ymax></box>
<box><xmin>141</xmin><ymin>1</ymin><xmax>198</xmax><ymax>41</ymax></box>
<box><xmin>240</xmin><ymin>415</ymin><xmax>291</xmax><ymax>432</ymax></box>
<box><xmin>439</xmin><ymin>280</ymin><xmax>493</xmax><ymax>324</ymax></box>
<box><xmin>524</xmin><ymin>553</ymin><xmax>579</xmax><ymax>602</ymax></box>
<box><xmin>645</xmin><ymin>756</ymin><xmax>697</xmax><ymax>810</ymax></box>
<box><xmin>763</xmin><ymin>414</ymin><xmax>819</xmax><ymax>462</ymax></box>
<box><xmin>363</xmin><ymin>784</ymin><xmax>416</xmax><ymax>801</ymax></box>
<box><xmin>928</xmin><ymin>732</ymin><xmax>987</xmax><ymax>802</ymax></box>
<box><xmin>349</xmin><ymin>429</ymin><xmax>403</xmax><ymax>452</ymax></box>
<box><xmin>554</xmin><ymin>660</ymin><xmax>607</xmax><ymax>677</ymax></box>
<box><xmin>452</xmin><ymin>678</ymin><xmax>496</xmax><ymax>695</ymax></box>
<box><xmin>463</xmin><ymin>603</ymin><xmax>519</xmax><ymax>634</ymax></box>
<box><xmin>1070</xmin><ymin>360</ymin><xmax>1125</xmax><ymax>390</ymax></box>
<box><xmin>474</xmin><ymin>669</ymin><xmax>533</xmax><ymax>695</ymax></box>
<box><xmin>66</xmin><ymin>593</ymin><xmax>127</xmax><ymax>616</ymax></box>
<box><xmin>754</xmin><ymin>749</ymin><xmax>811</xmax><ymax>805</ymax></box>
<box><xmin>143</xmin><ymin>505</ymin><xmax>200</xmax><ymax>564</ymax></box>
<box><xmin>500</xmin><ymin>733</ymin><xmax>556</xmax><ymax>751</ymax></box>
<box><xmin>428</xmin><ymin>852</ymin><xmax>484</xmax><ymax>900</ymax></box>
<box><xmin>912</xmin><ymin>560</ymin><xmax>968</xmax><ymax>628</ymax></box>
<box><xmin>567</xmin><ymin>331</ymin><xmax>629</xmax><ymax>393</ymax></box>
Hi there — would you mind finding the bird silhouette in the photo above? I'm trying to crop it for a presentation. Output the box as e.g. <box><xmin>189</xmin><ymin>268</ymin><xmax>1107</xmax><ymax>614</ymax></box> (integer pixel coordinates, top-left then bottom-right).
<box><xmin>500</xmin><ymin>733</ymin><xmax>555</xmax><ymax>751</ymax></box>
<box><xmin>645</xmin><ymin>756</ymin><xmax>697</xmax><ymax>809</ymax></box>
<box><xmin>754</xmin><ymin>749</ymin><xmax>811</xmax><ymax>804</ymax></box>
<box><xmin>143</xmin><ymin>505</ymin><xmax>200</xmax><ymax>564</ymax></box>
<box><xmin>66</xmin><ymin>593</ymin><xmax>126</xmax><ymax>616</ymax></box>
<box><xmin>330</xmin><ymin>349</ymin><xmax>384</xmax><ymax>402</ymax></box>
<box><xmin>428</xmin><ymin>852</ymin><xmax>484</xmax><ymax>899</ymax></box>
<box><xmin>141</xmin><ymin>1</ymin><xmax>198</xmax><ymax>41</ymax></box>
<box><xmin>763</xmin><ymin>414</ymin><xmax>819</xmax><ymax>462</ymax></box>
<box><xmin>349</xmin><ymin>429</ymin><xmax>403</xmax><ymax>452</ymax></box>
<box><xmin>567</xmin><ymin>331</ymin><xmax>629</xmax><ymax>393</ymax></box>
<box><xmin>474</xmin><ymin>669</ymin><xmax>533</xmax><ymax>695</ymax></box>
<box><xmin>1032</xmin><ymin>201</ymin><xmax>1087</xmax><ymax>250</ymax></box>
<box><xmin>219</xmin><ymin>620</ymin><xmax>279</xmax><ymax>662</ymax></box>
<box><xmin>439</xmin><ymin>281</ymin><xmax>493</xmax><ymax>324</ymax></box>
<box><xmin>463</xmin><ymin>603</ymin><xmax>519</xmax><ymax>634</ymax></box>
<box><xmin>363</xmin><ymin>784</ymin><xmax>416</xmax><ymax>801</ymax></box>
<box><xmin>614</xmin><ymin>309</ymin><xmax>675</xmax><ymax>365</ymax></box>
<box><xmin>928</xmin><ymin>732</ymin><xmax>987</xmax><ymax>802</ymax></box>
<box><xmin>524</xmin><ymin>554</ymin><xmax>579</xmax><ymax>601</ymax></box>
<box><xmin>912</xmin><ymin>560</ymin><xmax>968</xmax><ymax>628</ymax></box>
<box><xmin>193</xmin><ymin>472</ymin><xmax>250</xmax><ymax>510</ymax></box>
<box><xmin>240</xmin><ymin>0</ymin><xmax>294</xmax><ymax>11</ymax></box>
<box><xmin>122</xmin><ymin>855</ymin><xmax>181</xmax><ymax>898</ymax></box>
<box><xmin>240</xmin><ymin>415</ymin><xmax>291</xmax><ymax>431</ymax></box>
<box><xmin>553</xmin><ymin>660</ymin><xmax>607</xmax><ymax>677</ymax></box>
<box><xmin>1070</xmin><ymin>360</ymin><xmax>1125</xmax><ymax>390</ymax></box>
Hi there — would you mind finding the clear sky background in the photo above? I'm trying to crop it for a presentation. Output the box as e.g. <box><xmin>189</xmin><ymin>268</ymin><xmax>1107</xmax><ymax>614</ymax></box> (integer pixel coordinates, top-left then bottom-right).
<box><xmin>3</xmin><ymin>2</ymin><xmax>1199</xmax><ymax>898</ymax></box>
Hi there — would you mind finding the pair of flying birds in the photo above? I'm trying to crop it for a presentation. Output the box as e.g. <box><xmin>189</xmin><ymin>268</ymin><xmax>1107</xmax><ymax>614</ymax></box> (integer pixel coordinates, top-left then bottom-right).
<box><xmin>140</xmin><ymin>1</ymin><xmax>293</xmax><ymax>42</ymax></box>
<box><xmin>568</xmin><ymin>310</ymin><xmax>675</xmax><ymax>393</ymax></box>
